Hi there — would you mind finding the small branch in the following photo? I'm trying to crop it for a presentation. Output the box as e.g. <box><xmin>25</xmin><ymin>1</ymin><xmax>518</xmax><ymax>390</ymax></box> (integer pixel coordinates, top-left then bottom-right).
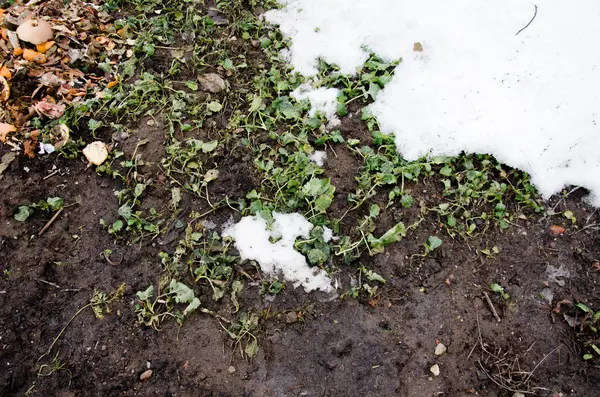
<box><xmin>38</xmin><ymin>208</ymin><xmax>64</xmax><ymax>237</ymax></box>
<box><xmin>516</xmin><ymin>5</ymin><xmax>538</xmax><ymax>36</ymax></box>
<box><xmin>483</xmin><ymin>292</ymin><xmax>502</xmax><ymax>323</ymax></box>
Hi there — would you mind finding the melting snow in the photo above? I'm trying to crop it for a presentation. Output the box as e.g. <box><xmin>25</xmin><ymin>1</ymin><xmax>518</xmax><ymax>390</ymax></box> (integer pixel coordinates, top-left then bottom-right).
<box><xmin>223</xmin><ymin>213</ymin><xmax>333</xmax><ymax>293</ymax></box>
<box><xmin>291</xmin><ymin>84</ymin><xmax>341</xmax><ymax>127</ymax></box>
<box><xmin>308</xmin><ymin>150</ymin><xmax>327</xmax><ymax>167</ymax></box>
<box><xmin>266</xmin><ymin>1</ymin><xmax>600</xmax><ymax>205</ymax></box>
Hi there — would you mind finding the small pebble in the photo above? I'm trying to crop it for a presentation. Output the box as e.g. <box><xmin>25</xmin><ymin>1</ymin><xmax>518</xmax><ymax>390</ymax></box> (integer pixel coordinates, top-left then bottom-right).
<box><xmin>140</xmin><ymin>369</ymin><xmax>153</xmax><ymax>382</ymax></box>
<box><xmin>434</xmin><ymin>343</ymin><xmax>447</xmax><ymax>356</ymax></box>
<box><xmin>228</xmin><ymin>365</ymin><xmax>236</xmax><ymax>374</ymax></box>
<box><xmin>430</xmin><ymin>364</ymin><xmax>440</xmax><ymax>376</ymax></box>
<box><xmin>513</xmin><ymin>393</ymin><xmax>525</xmax><ymax>397</ymax></box>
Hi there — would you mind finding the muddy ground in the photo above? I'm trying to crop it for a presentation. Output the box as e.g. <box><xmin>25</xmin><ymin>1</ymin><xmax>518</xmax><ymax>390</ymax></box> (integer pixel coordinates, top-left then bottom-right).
<box><xmin>1</xmin><ymin>108</ymin><xmax>600</xmax><ymax>397</ymax></box>
<box><xmin>2</xmin><ymin>1</ymin><xmax>600</xmax><ymax>396</ymax></box>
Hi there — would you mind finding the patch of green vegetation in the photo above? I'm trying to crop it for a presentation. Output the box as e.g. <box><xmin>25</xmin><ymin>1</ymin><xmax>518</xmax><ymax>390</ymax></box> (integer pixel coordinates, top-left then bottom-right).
<box><xmin>14</xmin><ymin>197</ymin><xmax>64</xmax><ymax>222</ymax></box>
<box><xmin>573</xmin><ymin>303</ymin><xmax>600</xmax><ymax>361</ymax></box>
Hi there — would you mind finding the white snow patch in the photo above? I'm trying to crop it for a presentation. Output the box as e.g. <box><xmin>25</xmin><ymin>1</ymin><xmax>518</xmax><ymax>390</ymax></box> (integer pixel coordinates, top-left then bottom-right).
<box><xmin>223</xmin><ymin>213</ymin><xmax>333</xmax><ymax>293</ymax></box>
<box><xmin>323</xmin><ymin>226</ymin><xmax>333</xmax><ymax>243</ymax></box>
<box><xmin>309</xmin><ymin>150</ymin><xmax>327</xmax><ymax>167</ymax></box>
<box><xmin>265</xmin><ymin>1</ymin><xmax>600</xmax><ymax>205</ymax></box>
<box><xmin>291</xmin><ymin>84</ymin><xmax>340</xmax><ymax>127</ymax></box>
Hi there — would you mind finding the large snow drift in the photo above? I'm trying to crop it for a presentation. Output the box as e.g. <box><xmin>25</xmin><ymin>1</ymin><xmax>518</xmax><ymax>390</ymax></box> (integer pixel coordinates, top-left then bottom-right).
<box><xmin>265</xmin><ymin>1</ymin><xmax>600</xmax><ymax>204</ymax></box>
<box><xmin>223</xmin><ymin>213</ymin><xmax>333</xmax><ymax>293</ymax></box>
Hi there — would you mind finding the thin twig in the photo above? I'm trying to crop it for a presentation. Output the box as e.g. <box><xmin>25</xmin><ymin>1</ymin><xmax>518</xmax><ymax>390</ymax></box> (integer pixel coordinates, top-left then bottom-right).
<box><xmin>516</xmin><ymin>5</ymin><xmax>538</xmax><ymax>36</ymax></box>
<box><xmin>38</xmin><ymin>208</ymin><xmax>64</xmax><ymax>236</ymax></box>
<box><xmin>35</xmin><ymin>279</ymin><xmax>61</xmax><ymax>289</ymax></box>
<box><xmin>483</xmin><ymin>292</ymin><xmax>501</xmax><ymax>323</ymax></box>
<box><xmin>43</xmin><ymin>170</ymin><xmax>59</xmax><ymax>180</ymax></box>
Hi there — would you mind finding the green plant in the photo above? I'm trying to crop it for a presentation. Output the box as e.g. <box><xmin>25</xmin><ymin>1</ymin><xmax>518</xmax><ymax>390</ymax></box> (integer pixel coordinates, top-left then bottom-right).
<box><xmin>490</xmin><ymin>283</ymin><xmax>511</xmax><ymax>301</ymax></box>
<box><xmin>14</xmin><ymin>197</ymin><xmax>63</xmax><ymax>222</ymax></box>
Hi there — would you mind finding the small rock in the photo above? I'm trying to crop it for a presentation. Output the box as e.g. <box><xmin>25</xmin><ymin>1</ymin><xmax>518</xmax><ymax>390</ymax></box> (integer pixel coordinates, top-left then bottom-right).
<box><xmin>285</xmin><ymin>311</ymin><xmax>298</xmax><ymax>324</ymax></box>
<box><xmin>434</xmin><ymin>343</ymin><xmax>447</xmax><ymax>356</ymax></box>
<box><xmin>227</xmin><ymin>365</ymin><xmax>236</xmax><ymax>374</ymax></box>
<box><xmin>430</xmin><ymin>364</ymin><xmax>440</xmax><ymax>376</ymax></box>
<box><xmin>198</xmin><ymin>73</ymin><xmax>227</xmax><ymax>93</ymax></box>
<box><xmin>513</xmin><ymin>393</ymin><xmax>526</xmax><ymax>397</ymax></box>
<box><xmin>140</xmin><ymin>369</ymin><xmax>153</xmax><ymax>382</ymax></box>
<box><xmin>198</xmin><ymin>372</ymin><xmax>207</xmax><ymax>381</ymax></box>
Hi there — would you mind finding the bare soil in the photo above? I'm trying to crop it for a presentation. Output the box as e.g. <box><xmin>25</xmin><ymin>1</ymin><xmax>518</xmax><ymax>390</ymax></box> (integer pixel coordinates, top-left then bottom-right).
<box><xmin>2</xmin><ymin>107</ymin><xmax>600</xmax><ymax>397</ymax></box>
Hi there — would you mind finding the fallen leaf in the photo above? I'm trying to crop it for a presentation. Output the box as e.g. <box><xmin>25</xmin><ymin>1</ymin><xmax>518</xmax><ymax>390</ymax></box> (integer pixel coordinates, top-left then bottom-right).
<box><xmin>0</xmin><ymin>75</ymin><xmax>9</xmax><ymax>101</ymax></box>
<box><xmin>549</xmin><ymin>225</ymin><xmax>565</xmax><ymax>235</ymax></box>
<box><xmin>413</xmin><ymin>42</ymin><xmax>424</xmax><ymax>52</ymax></box>
<box><xmin>34</xmin><ymin>101</ymin><xmax>66</xmax><ymax>119</ymax></box>
<box><xmin>23</xmin><ymin>140</ymin><xmax>36</xmax><ymax>158</ymax></box>
<box><xmin>0</xmin><ymin>65</ymin><xmax>11</xmax><ymax>79</ymax></box>
<box><xmin>82</xmin><ymin>141</ymin><xmax>108</xmax><ymax>165</ymax></box>
<box><xmin>13</xmin><ymin>47</ymin><xmax>23</xmax><ymax>56</ymax></box>
<box><xmin>0</xmin><ymin>123</ymin><xmax>16</xmax><ymax>142</ymax></box>
<box><xmin>198</xmin><ymin>73</ymin><xmax>227</xmax><ymax>93</ymax></box>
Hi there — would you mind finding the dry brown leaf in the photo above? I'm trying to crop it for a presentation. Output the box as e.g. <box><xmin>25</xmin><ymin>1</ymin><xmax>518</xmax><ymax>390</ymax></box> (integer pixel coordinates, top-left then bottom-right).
<box><xmin>549</xmin><ymin>225</ymin><xmax>566</xmax><ymax>236</ymax></box>
<box><xmin>13</xmin><ymin>47</ymin><xmax>23</xmax><ymax>56</ymax></box>
<box><xmin>0</xmin><ymin>122</ymin><xmax>16</xmax><ymax>142</ymax></box>
<box><xmin>413</xmin><ymin>42</ymin><xmax>423</xmax><ymax>52</ymax></box>
<box><xmin>34</xmin><ymin>101</ymin><xmax>66</xmax><ymax>119</ymax></box>
<box><xmin>23</xmin><ymin>139</ymin><xmax>36</xmax><ymax>158</ymax></box>
<box><xmin>0</xmin><ymin>75</ymin><xmax>9</xmax><ymax>101</ymax></box>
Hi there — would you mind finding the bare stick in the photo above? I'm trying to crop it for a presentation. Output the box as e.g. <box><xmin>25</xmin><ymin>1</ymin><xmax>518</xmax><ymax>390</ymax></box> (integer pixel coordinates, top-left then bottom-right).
<box><xmin>35</xmin><ymin>279</ymin><xmax>61</xmax><ymax>289</ymax></box>
<box><xmin>483</xmin><ymin>292</ymin><xmax>501</xmax><ymax>323</ymax></box>
<box><xmin>38</xmin><ymin>208</ymin><xmax>64</xmax><ymax>236</ymax></box>
<box><xmin>516</xmin><ymin>5</ymin><xmax>538</xmax><ymax>36</ymax></box>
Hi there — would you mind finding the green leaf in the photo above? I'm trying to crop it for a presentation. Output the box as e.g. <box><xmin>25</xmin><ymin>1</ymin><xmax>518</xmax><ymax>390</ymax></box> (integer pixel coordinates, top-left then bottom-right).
<box><xmin>400</xmin><ymin>194</ymin><xmax>413</xmax><ymax>208</ymax></box>
<box><xmin>368</xmin><ymin>222</ymin><xmax>406</xmax><ymax>254</ymax></box>
<box><xmin>109</xmin><ymin>220</ymin><xmax>123</xmax><ymax>233</ymax></box>
<box><xmin>222</xmin><ymin>58</ymin><xmax>234</xmax><ymax>70</ymax></box>
<box><xmin>490</xmin><ymin>283</ymin><xmax>505</xmax><ymax>293</ymax></box>
<box><xmin>118</xmin><ymin>204</ymin><xmax>132</xmax><ymax>220</ymax></box>
<box><xmin>583</xmin><ymin>354</ymin><xmax>593</xmax><ymax>360</ymax></box>
<box><xmin>46</xmin><ymin>197</ymin><xmax>63</xmax><ymax>211</ymax></box>
<box><xmin>14</xmin><ymin>206</ymin><xmax>33</xmax><ymax>222</ymax></box>
<box><xmin>171</xmin><ymin>187</ymin><xmax>182</xmax><ymax>209</ymax></box>
<box><xmin>169</xmin><ymin>279</ymin><xmax>195</xmax><ymax>303</ymax></box>
<box><xmin>204</xmin><ymin>169</ymin><xmax>219</xmax><ymax>182</ymax></box>
<box><xmin>207</xmin><ymin>101</ymin><xmax>223</xmax><ymax>112</ymax></box>
<box><xmin>362</xmin><ymin>267</ymin><xmax>386</xmax><ymax>283</ymax></box>
<box><xmin>307</xmin><ymin>248</ymin><xmax>329</xmax><ymax>265</ymax></box>
<box><xmin>88</xmin><ymin>119</ymin><xmax>103</xmax><ymax>131</ymax></box>
<box><xmin>185</xmin><ymin>81</ymin><xmax>198</xmax><ymax>90</ymax></box>
<box><xmin>136</xmin><ymin>285</ymin><xmax>154</xmax><ymax>301</ymax></box>
<box><xmin>426</xmin><ymin>236</ymin><xmax>443</xmax><ymax>252</ymax></box>
<box><xmin>245</xmin><ymin>339</ymin><xmax>258</xmax><ymax>357</ymax></box>
<box><xmin>201</xmin><ymin>140</ymin><xmax>219</xmax><ymax>153</ymax></box>
<box><xmin>213</xmin><ymin>287</ymin><xmax>225</xmax><ymax>301</ymax></box>
<box><xmin>183</xmin><ymin>297</ymin><xmax>200</xmax><ymax>316</ymax></box>
<box><xmin>249</xmin><ymin>96</ymin><xmax>263</xmax><ymax>113</ymax></box>
<box><xmin>134</xmin><ymin>183</ymin><xmax>146</xmax><ymax>198</ymax></box>
<box><xmin>369</xmin><ymin>204</ymin><xmax>380</xmax><ymax>218</ymax></box>
<box><xmin>231</xmin><ymin>281</ymin><xmax>243</xmax><ymax>313</ymax></box>
<box><xmin>576</xmin><ymin>303</ymin><xmax>592</xmax><ymax>313</ymax></box>
<box><xmin>302</xmin><ymin>177</ymin><xmax>329</xmax><ymax>197</ymax></box>
<box><xmin>440</xmin><ymin>166</ymin><xmax>452</xmax><ymax>177</ymax></box>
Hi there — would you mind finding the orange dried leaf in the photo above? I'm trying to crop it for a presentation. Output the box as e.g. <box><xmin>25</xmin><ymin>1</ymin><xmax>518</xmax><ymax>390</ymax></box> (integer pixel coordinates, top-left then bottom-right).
<box><xmin>36</xmin><ymin>41</ymin><xmax>55</xmax><ymax>53</ymax></box>
<box><xmin>1</xmin><ymin>27</ymin><xmax>7</xmax><ymax>41</ymax></box>
<box><xmin>23</xmin><ymin>140</ymin><xmax>36</xmax><ymax>158</ymax></box>
<box><xmin>0</xmin><ymin>75</ymin><xmax>9</xmax><ymax>101</ymax></box>
<box><xmin>22</xmin><ymin>48</ymin><xmax>47</xmax><ymax>64</ymax></box>
<box><xmin>549</xmin><ymin>225</ymin><xmax>566</xmax><ymax>236</ymax></box>
<box><xmin>0</xmin><ymin>65</ymin><xmax>12</xmax><ymax>80</ymax></box>
<box><xmin>107</xmin><ymin>78</ymin><xmax>118</xmax><ymax>89</ymax></box>
<box><xmin>0</xmin><ymin>122</ymin><xmax>16</xmax><ymax>142</ymax></box>
<box><xmin>13</xmin><ymin>47</ymin><xmax>23</xmax><ymax>56</ymax></box>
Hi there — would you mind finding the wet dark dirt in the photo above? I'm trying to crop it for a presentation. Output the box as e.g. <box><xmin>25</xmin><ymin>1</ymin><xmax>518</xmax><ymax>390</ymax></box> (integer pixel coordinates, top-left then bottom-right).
<box><xmin>2</xmin><ymin>117</ymin><xmax>600</xmax><ymax>397</ymax></box>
